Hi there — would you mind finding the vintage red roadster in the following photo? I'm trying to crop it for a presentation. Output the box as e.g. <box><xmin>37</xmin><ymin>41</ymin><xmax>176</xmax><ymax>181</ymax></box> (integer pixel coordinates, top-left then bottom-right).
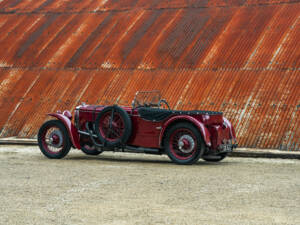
<box><xmin>38</xmin><ymin>91</ymin><xmax>237</xmax><ymax>165</ymax></box>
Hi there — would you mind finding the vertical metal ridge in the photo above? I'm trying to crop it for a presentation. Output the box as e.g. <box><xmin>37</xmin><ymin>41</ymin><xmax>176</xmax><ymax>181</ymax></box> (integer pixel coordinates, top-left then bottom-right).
<box><xmin>65</xmin><ymin>12</ymin><xmax>112</xmax><ymax>68</ymax></box>
<box><xmin>137</xmin><ymin>9</ymin><xmax>183</xmax><ymax>70</ymax></box>
<box><xmin>278</xmin><ymin>70</ymin><xmax>300</xmax><ymax>150</ymax></box>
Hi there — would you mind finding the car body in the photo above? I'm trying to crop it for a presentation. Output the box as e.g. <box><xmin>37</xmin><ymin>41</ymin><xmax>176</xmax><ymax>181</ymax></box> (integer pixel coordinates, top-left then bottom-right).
<box><xmin>38</xmin><ymin>91</ymin><xmax>237</xmax><ymax>164</ymax></box>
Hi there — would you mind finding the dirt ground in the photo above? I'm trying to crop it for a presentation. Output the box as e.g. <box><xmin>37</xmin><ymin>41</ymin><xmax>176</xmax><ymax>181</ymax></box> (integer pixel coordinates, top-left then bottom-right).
<box><xmin>0</xmin><ymin>145</ymin><xmax>299</xmax><ymax>225</ymax></box>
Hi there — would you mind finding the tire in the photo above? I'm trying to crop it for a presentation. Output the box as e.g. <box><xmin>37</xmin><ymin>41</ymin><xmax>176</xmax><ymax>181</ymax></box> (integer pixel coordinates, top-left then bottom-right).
<box><xmin>164</xmin><ymin>122</ymin><xmax>205</xmax><ymax>165</ymax></box>
<box><xmin>81</xmin><ymin>142</ymin><xmax>102</xmax><ymax>155</ymax></box>
<box><xmin>202</xmin><ymin>153</ymin><xmax>228</xmax><ymax>162</ymax></box>
<box><xmin>95</xmin><ymin>106</ymin><xmax>132</xmax><ymax>147</ymax></box>
<box><xmin>38</xmin><ymin>120</ymin><xmax>71</xmax><ymax>159</ymax></box>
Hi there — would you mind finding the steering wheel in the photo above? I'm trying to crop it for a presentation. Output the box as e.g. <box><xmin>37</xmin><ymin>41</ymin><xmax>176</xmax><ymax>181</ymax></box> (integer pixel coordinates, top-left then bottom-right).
<box><xmin>158</xmin><ymin>99</ymin><xmax>171</xmax><ymax>110</ymax></box>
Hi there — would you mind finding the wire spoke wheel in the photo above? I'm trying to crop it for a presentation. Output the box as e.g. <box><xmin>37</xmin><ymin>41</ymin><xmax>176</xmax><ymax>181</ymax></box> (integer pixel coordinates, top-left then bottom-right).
<box><xmin>164</xmin><ymin>122</ymin><xmax>204</xmax><ymax>165</ymax></box>
<box><xmin>98</xmin><ymin>111</ymin><xmax>125</xmax><ymax>142</ymax></box>
<box><xmin>42</xmin><ymin>127</ymin><xmax>64</xmax><ymax>153</ymax></box>
<box><xmin>170</xmin><ymin>129</ymin><xmax>197</xmax><ymax>160</ymax></box>
<box><xmin>38</xmin><ymin>120</ymin><xmax>71</xmax><ymax>159</ymax></box>
<box><xmin>95</xmin><ymin>106</ymin><xmax>132</xmax><ymax>147</ymax></box>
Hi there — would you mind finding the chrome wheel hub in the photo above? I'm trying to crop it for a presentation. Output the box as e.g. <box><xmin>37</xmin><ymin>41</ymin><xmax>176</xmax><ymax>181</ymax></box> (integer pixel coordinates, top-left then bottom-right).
<box><xmin>178</xmin><ymin>135</ymin><xmax>195</xmax><ymax>153</ymax></box>
<box><xmin>48</xmin><ymin>130</ymin><xmax>63</xmax><ymax>148</ymax></box>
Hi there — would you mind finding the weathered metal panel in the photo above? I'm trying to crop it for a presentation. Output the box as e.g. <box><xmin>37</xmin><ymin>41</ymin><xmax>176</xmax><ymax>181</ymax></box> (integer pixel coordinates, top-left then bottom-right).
<box><xmin>242</xmin><ymin>4</ymin><xmax>300</xmax><ymax>69</ymax></box>
<box><xmin>51</xmin><ymin>70</ymin><xmax>96</xmax><ymax>111</ymax></box>
<box><xmin>0</xmin><ymin>68</ymin><xmax>27</xmax><ymax>121</ymax></box>
<box><xmin>0</xmin><ymin>14</ymin><xmax>45</xmax><ymax>67</ymax></box>
<box><xmin>85</xmin><ymin>11</ymin><xmax>146</xmax><ymax>69</ymax></box>
<box><xmin>0</xmin><ymin>0</ymin><xmax>299</xmax><ymax>150</ymax></box>
<box><xmin>0</xmin><ymin>69</ymin><xmax>50</xmax><ymax>137</ymax></box>
<box><xmin>20</xmin><ymin>70</ymin><xmax>78</xmax><ymax>137</ymax></box>
<box><xmin>22</xmin><ymin>14</ymin><xmax>92</xmax><ymax>68</ymax></box>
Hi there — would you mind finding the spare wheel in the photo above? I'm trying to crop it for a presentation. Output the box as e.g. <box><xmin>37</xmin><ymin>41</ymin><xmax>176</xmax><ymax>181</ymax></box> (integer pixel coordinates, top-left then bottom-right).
<box><xmin>95</xmin><ymin>105</ymin><xmax>132</xmax><ymax>147</ymax></box>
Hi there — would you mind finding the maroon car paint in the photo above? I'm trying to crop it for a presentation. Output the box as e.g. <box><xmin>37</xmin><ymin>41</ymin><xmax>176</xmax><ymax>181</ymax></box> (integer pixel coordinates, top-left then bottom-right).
<box><xmin>73</xmin><ymin>104</ymin><xmax>236</xmax><ymax>152</ymax></box>
<box><xmin>128</xmin><ymin>115</ymin><xmax>162</xmax><ymax>148</ymax></box>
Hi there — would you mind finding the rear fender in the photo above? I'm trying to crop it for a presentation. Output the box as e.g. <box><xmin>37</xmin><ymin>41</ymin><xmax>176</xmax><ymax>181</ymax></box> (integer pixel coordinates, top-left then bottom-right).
<box><xmin>159</xmin><ymin>115</ymin><xmax>211</xmax><ymax>147</ymax></box>
<box><xmin>223</xmin><ymin>117</ymin><xmax>237</xmax><ymax>141</ymax></box>
<box><xmin>48</xmin><ymin>113</ymin><xmax>81</xmax><ymax>149</ymax></box>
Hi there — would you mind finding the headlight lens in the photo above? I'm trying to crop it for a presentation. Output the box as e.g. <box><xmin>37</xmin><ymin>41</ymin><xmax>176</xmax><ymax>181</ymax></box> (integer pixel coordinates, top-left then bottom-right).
<box><xmin>63</xmin><ymin>110</ymin><xmax>72</xmax><ymax>120</ymax></box>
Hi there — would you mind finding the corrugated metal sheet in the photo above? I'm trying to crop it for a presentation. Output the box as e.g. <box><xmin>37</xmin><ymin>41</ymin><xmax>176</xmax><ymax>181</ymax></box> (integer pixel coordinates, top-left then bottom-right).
<box><xmin>0</xmin><ymin>0</ymin><xmax>299</xmax><ymax>150</ymax></box>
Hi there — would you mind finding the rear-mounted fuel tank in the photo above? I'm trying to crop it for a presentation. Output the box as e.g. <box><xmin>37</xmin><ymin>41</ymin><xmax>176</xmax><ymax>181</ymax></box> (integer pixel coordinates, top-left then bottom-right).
<box><xmin>201</xmin><ymin>114</ymin><xmax>224</xmax><ymax>125</ymax></box>
<box><xmin>182</xmin><ymin>110</ymin><xmax>223</xmax><ymax>126</ymax></box>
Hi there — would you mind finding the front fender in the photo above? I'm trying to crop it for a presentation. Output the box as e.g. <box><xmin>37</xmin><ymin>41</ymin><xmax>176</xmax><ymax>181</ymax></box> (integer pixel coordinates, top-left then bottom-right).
<box><xmin>159</xmin><ymin>115</ymin><xmax>212</xmax><ymax>147</ymax></box>
<box><xmin>48</xmin><ymin>113</ymin><xmax>81</xmax><ymax>149</ymax></box>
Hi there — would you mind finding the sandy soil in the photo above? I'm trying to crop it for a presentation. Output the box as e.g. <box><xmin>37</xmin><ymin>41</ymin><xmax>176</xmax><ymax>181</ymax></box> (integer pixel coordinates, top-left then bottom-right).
<box><xmin>0</xmin><ymin>145</ymin><xmax>299</xmax><ymax>225</ymax></box>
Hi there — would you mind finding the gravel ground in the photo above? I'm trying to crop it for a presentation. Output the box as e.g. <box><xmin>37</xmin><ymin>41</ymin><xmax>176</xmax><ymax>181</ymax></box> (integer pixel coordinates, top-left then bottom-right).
<box><xmin>0</xmin><ymin>145</ymin><xmax>299</xmax><ymax>225</ymax></box>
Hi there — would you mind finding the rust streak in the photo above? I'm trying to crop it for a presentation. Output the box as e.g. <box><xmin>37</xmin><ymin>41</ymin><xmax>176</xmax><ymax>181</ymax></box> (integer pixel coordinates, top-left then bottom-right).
<box><xmin>101</xmin><ymin>10</ymin><xmax>145</xmax><ymax>69</ymax></box>
<box><xmin>16</xmin><ymin>14</ymin><xmax>58</xmax><ymax>58</ymax></box>
<box><xmin>268</xmin><ymin>14</ymin><xmax>300</xmax><ymax>69</ymax></box>
<box><xmin>0</xmin><ymin>71</ymin><xmax>41</xmax><ymax>136</ymax></box>
<box><xmin>66</xmin><ymin>12</ymin><xmax>112</xmax><ymax>67</ymax></box>
<box><xmin>138</xmin><ymin>9</ymin><xmax>183</xmax><ymax>69</ymax></box>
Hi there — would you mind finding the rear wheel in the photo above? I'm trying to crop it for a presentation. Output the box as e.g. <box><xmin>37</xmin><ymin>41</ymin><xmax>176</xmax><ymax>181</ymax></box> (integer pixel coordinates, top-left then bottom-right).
<box><xmin>95</xmin><ymin>106</ymin><xmax>132</xmax><ymax>147</ymax></box>
<box><xmin>164</xmin><ymin>123</ymin><xmax>205</xmax><ymax>165</ymax></box>
<box><xmin>38</xmin><ymin>120</ymin><xmax>71</xmax><ymax>159</ymax></box>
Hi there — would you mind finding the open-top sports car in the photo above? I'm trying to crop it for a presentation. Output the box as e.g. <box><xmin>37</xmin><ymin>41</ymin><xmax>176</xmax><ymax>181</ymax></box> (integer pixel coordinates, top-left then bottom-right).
<box><xmin>38</xmin><ymin>91</ymin><xmax>237</xmax><ymax>165</ymax></box>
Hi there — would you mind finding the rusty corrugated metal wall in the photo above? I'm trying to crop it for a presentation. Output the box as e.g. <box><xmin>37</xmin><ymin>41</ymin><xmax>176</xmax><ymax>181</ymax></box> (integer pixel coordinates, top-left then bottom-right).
<box><xmin>0</xmin><ymin>0</ymin><xmax>299</xmax><ymax>150</ymax></box>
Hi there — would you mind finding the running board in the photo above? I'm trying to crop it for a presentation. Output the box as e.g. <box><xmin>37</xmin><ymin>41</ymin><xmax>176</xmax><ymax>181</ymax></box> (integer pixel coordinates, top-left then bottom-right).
<box><xmin>125</xmin><ymin>146</ymin><xmax>161</xmax><ymax>155</ymax></box>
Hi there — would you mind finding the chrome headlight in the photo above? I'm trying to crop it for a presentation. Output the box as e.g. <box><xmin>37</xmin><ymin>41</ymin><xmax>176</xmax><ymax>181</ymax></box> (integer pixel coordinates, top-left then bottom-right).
<box><xmin>63</xmin><ymin>110</ymin><xmax>72</xmax><ymax>120</ymax></box>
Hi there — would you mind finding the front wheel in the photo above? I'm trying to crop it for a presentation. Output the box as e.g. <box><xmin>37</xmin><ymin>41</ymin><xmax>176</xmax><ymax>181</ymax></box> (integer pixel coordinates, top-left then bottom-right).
<box><xmin>38</xmin><ymin>120</ymin><xmax>71</xmax><ymax>159</ymax></box>
<box><xmin>164</xmin><ymin>123</ymin><xmax>205</xmax><ymax>165</ymax></box>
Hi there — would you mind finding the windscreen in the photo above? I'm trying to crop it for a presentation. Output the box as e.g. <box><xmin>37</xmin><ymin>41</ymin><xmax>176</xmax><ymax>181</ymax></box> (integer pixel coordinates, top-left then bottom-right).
<box><xmin>132</xmin><ymin>90</ymin><xmax>161</xmax><ymax>108</ymax></box>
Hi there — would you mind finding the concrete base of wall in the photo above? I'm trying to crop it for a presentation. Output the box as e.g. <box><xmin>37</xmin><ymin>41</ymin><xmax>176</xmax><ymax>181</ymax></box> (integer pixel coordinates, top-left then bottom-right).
<box><xmin>231</xmin><ymin>148</ymin><xmax>300</xmax><ymax>160</ymax></box>
<box><xmin>0</xmin><ymin>137</ymin><xmax>37</xmax><ymax>145</ymax></box>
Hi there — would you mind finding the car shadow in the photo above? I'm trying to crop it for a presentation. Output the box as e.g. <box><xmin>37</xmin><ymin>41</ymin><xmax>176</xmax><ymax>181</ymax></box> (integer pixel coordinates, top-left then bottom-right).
<box><xmin>65</xmin><ymin>154</ymin><xmax>172</xmax><ymax>165</ymax></box>
<box><xmin>62</xmin><ymin>153</ymin><xmax>238</xmax><ymax>167</ymax></box>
